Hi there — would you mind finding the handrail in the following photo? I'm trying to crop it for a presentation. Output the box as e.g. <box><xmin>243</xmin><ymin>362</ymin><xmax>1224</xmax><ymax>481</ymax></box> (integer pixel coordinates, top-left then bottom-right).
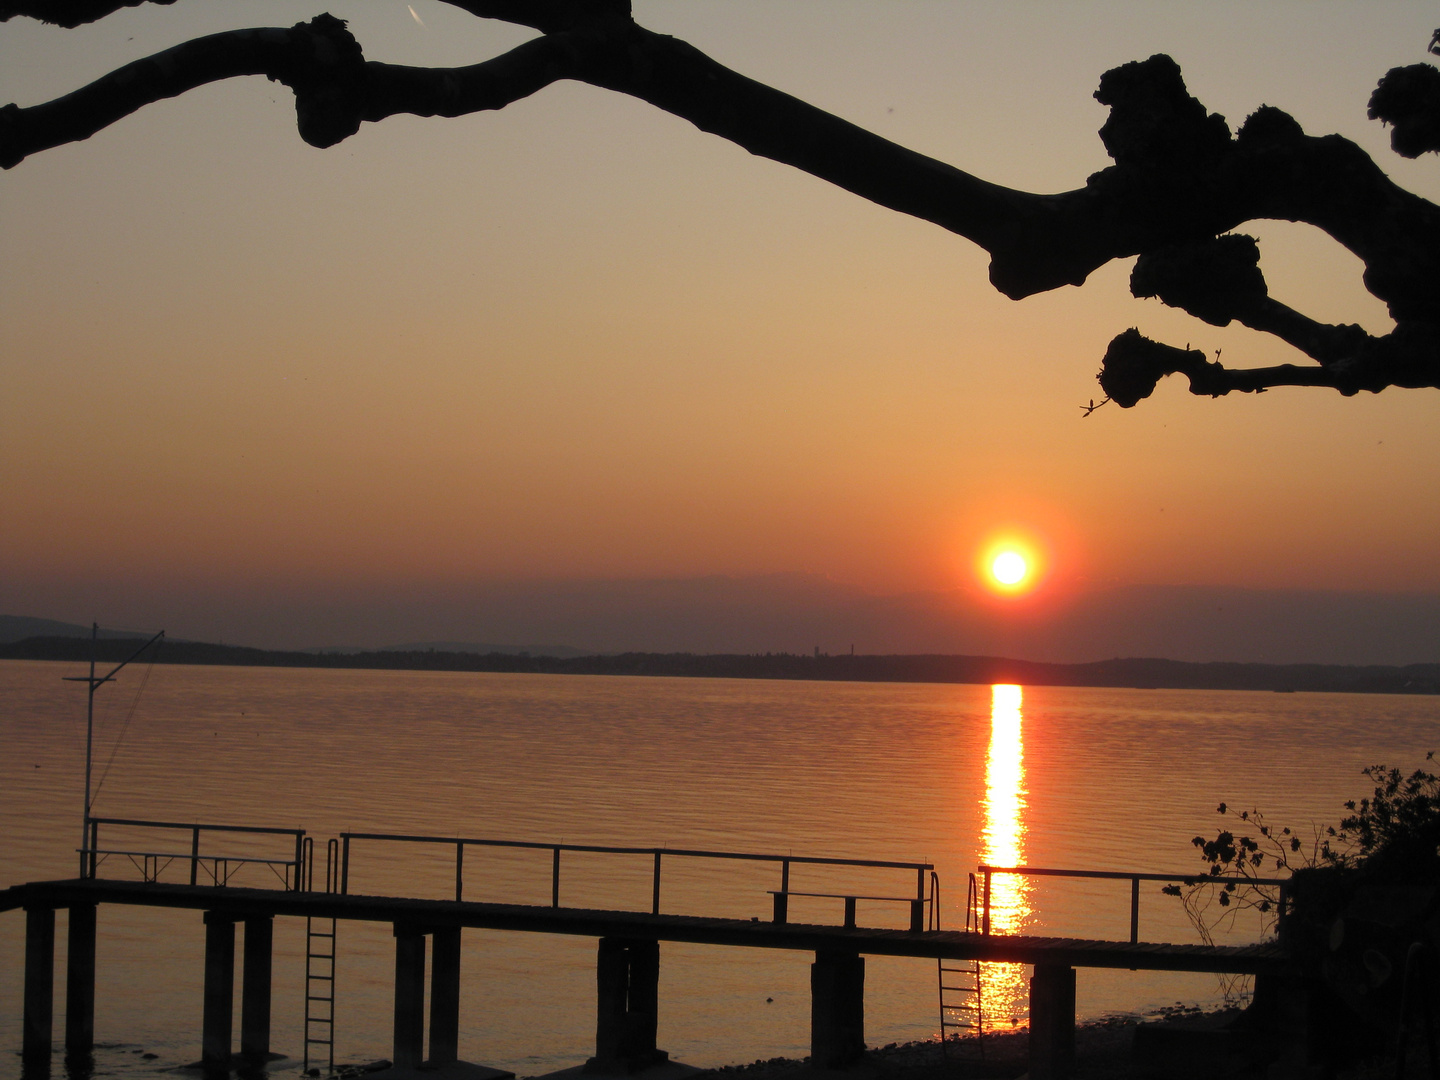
<box><xmin>340</xmin><ymin>831</ymin><xmax>931</xmax><ymax>869</ymax></box>
<box><xmin>976</xmin><ymin>864</ymin><xmax>1292</xmax><ymax>943</ymax></box>
<box><xmin>339</xmin><ymin>830</ymin><xmax>934</xmax><ymax>929</ymax></box>
<box><xmin>83</xmin><ymin>817</ymin><xmax>306</xmax><ymax>891</ymax></box>
<box><xmin>89</xmin><ymin>816</ymin><xmax>305</xmax><ymax>837</ymax></box>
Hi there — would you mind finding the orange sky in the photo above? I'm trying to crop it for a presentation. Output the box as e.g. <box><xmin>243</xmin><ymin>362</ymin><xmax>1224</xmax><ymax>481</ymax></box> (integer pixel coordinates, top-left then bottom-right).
<box><xmin>3</xmin><ymin>2</ymin><xmax>1440</xmax><ymax>646</ymax></box>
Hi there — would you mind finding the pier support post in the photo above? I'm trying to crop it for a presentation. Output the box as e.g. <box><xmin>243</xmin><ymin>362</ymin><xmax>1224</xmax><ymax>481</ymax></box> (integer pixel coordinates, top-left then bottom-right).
<box><xmin>587</xmin><ymin>937</ymin><xmax>665</xmax><ymax>1073</ymax></box>
<box><xmin>202</xmin><ymin>912</ymin><xmax>237</xmax><ymax>1073</ymax></box>
<box><xmin>810</xmin><ymin>950</ymin><xmax>865</xmax><ymax>1069</ymax></box>
<box><xmin>23</xmin><ymin>905</ymin><xmax>56</xmax><ymax>1067</ymax></box>
<box><xmin>1028</xmin><ymin>964</ymin><xmax>1075</xmax><ymax>1080</ymax></box>
<box><xmin>240</xmin><ymin>916</ymin><xmax>273</xmax><ymax>1062</ymax></box>
<box><xmin>393</xmin><ymin>923</ymin><xmax>427</xmax><ymax>1070</ymax></box>
<box><xmin>65</xmin><ymin>902</ymin><xmax>97</xmax><ymax>1057</ymax></box>
<box><xmin>429</xmin><ymin>927</ymin><xmax>462</xmax><ymax>1066</ymax></box>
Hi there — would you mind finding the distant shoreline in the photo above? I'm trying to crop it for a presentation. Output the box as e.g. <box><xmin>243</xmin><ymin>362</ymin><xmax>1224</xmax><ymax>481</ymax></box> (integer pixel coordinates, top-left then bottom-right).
<box><xmin>4</xmin><ymin>636</ymin><xmax>1438</xmax><ymax>695</ymax></box>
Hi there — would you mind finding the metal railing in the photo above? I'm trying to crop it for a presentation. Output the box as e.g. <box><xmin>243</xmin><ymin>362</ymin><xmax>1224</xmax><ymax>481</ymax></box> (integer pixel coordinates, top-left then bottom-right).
<box><xmin>976</xmin><ymin>864</ymin><xmax>1291</xmax><ymax>943</ymax></box>
<box><xmin>81</xmin><ymin>817</ymin><xmax>306</xmax><ymax>891</ymax></box>
<box><xmin>302</xmin><ymin>836</ymin><xmax>341</xmax><ymax>893</ymax></box>
<box><xmin>338</xmin><ymin>830</ymin><xmax>934</xmax><ymax>929</ymax></box>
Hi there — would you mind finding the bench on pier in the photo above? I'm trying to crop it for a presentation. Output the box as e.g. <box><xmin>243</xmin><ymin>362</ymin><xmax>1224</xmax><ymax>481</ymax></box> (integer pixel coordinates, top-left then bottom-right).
<box><xmin>82</xmin><ymin>848</ymin><xmax>300</xmax><ymax>889</ymax></box>
<box><xmin>768</xmin><ymin>889</ymin><xmax>927</xmax><ymax>931</ymax></box>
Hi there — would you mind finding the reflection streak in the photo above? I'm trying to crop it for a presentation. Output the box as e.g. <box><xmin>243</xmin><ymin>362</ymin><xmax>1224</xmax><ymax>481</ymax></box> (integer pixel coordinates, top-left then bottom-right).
<box><xmin>981</xmin><ymin>684</ymin><xmax>1031</xmax><ymax>1028</ymax></box>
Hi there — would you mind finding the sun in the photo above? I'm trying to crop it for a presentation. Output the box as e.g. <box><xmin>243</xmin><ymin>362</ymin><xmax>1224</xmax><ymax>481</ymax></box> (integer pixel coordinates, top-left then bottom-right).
<box><xmin>974</xmin><ymin>533</ymin><xmax>1046</xmax><ymax>596</ymax></box>
<box><xmin>991</xmin><ymin>550</ymin><xmax>1028</xmax><ymax>586</ymax></box>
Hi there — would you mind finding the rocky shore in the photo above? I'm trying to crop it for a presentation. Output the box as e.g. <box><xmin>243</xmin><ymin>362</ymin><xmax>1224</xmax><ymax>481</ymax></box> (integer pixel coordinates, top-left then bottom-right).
<box><xmin>693</xmin><ymin>1005</ymin><xmax>1244</xmax><ymax>1080</ymax></box>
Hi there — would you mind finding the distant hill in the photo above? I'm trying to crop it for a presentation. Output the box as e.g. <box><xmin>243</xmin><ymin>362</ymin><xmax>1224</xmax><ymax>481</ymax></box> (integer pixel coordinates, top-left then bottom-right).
<box><xmin>3</xmin><ymin>634</ymin><xmax>1437</xmax><ymax>695</ymax></box>
<box><xmin>307</xmin><ymin>640</ymin><xmax>594</xmax><ymax>659</ymax></box>
<box><xmin>0</xmin><ymin>615</ymin><xmax>151</xmax><ymax>643</ymax></box>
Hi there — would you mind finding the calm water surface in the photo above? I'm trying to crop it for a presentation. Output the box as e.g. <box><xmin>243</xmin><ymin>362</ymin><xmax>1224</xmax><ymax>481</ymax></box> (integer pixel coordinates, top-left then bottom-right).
<box><xmin>2</xmin><ymin>660</ymin><xmax>1437</xmax><ymax>1077</ymax></box>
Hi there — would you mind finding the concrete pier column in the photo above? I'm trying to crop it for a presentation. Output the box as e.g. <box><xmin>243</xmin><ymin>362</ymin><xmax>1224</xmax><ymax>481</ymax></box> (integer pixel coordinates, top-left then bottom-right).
<box><xmin>587</xmin><ymin>937</ymin><xmax>665</xmax><ymax>1073</ymax></box>
<box><xmin>626</xmin><ymin>938</ymin><xmax>660</xmax><ymax>1062</ymax></box>
<box><xmin>23</xmin><ymin>905</ymin><xmax>56</xmax><ymax>1067</ymax></box>
<box><xmin>202</xmin><ymin>912</ymin><xmax>237</xmax><ymax>1073</ymax></box>
<box><xmin>65</xmin><ymin>903</ymin><xmax>98</xmax><ymax>1057</ymax></box>
<box><xmin>393</xmin><ymin>923</ymin><xmax>427</xmax><ymax>1070</ymax></box>
<box><xmin>592</xmin><ymin>936</ymin><xmax>629</xmax><ymax>1070</ymax></box>
<box><xmin>1028</xmin><ymin>964</ymin><xmax>1076</xmax><ymax>1080</ymax></box>
<box><xmin>810</xmin><ymin>950</ymin><xmax>865</xmax><ymax>1069</ymax></box>
<box><xmin>429</xmin><ymin>927</ymin><xmax>462</xmax><ymax>1066</ymax></box>
<box><xmin>240</xmin><ymin>916</ymin><xmax>273</xmax><ymax>1061</ymax></box>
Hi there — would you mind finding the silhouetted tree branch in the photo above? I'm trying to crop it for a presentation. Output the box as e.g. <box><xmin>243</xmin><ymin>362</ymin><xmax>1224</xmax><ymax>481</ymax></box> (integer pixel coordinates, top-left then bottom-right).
<box><xmin>6</xmin><ymin>1</ymin><xmax>1440</xmax><ymax>404</ymax></box>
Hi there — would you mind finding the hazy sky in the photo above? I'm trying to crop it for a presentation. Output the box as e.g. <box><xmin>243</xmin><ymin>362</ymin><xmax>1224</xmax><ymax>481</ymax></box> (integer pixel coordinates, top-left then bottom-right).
<box><xmin>3</xmin><ymin>2</ymin><xmax>1439</xmax><ymax>650</ymax></box>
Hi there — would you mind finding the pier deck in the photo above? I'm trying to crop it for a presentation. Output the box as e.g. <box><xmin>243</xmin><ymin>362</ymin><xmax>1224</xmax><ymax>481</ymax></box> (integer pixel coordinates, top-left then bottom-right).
<box><xmin>1</xmin><ymin>877</ymin><xmax>1285</xmax><ymax>975</ymax></box>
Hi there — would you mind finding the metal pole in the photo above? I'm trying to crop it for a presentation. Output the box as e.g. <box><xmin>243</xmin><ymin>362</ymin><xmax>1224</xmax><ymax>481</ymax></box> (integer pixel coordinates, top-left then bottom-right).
<box><xmin>774</xmin><ymin>859</ymin><xmax>791</xmax><ymax>924</ymax></box>
<box><xmin>341</xmin><ymin>835</ymin><xmax>350</xmax><ymax>894</ymax></box>
<box><xmin>65</xmin><ymin>625</ymin><xmax>163</xmax><ymax>875</ymax></box>
<box><xmin>81</xmin><ymin>623</ymin><xmax>97</xmax><ymax>869</ymax></box>
<box><xmin>652</xmin><ymin>852</ymin><xmax>662</xmax><ymax>915</ymax></box>
<box><xmin>1129</xmin><ymin>877</ymin><xmax>1140</xmax><ymax>943</ymax></box>
<box><xmin>455</xmin><ymin>841</ymin><xmax>464</xmax><ymax>903</ymax></box>
<box><xmin>552</xmin><ymin>847</ymin><xmax>561</xmax><ymax>908</ymax></box>
<box><xmin>982</xmin><ymin>869</ymin><xmax>992</xmax><ymax>935</ymax></box>
<box><xmin>191</xmin><ymin>826</ymin><xmax>201</xmax><ymax>886</ymax></box>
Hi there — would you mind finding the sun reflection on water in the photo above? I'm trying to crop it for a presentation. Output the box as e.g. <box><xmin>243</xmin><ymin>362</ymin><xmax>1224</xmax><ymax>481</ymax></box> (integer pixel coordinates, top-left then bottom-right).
<box><xmin>981</xmin><ymin>684</ymin><xmax>1032</xmax><ymax>1029</ymax></box>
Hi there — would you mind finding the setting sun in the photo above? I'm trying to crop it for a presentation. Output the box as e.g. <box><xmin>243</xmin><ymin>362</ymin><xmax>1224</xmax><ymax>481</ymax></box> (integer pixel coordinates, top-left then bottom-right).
<box><xmin>992</xmin><ymin>551</ymin><xmax>1027</xmax><ymax>586</ymax></box>
<box><xmin>974</xmin><ymin>531</ymin><xmax>1049</xmax><ymax>597</ymax></box>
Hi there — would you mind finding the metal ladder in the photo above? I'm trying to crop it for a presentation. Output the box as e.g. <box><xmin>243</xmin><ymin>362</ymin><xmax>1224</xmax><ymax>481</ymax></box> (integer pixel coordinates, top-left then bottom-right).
<box><xmin>304</xmin><ymin>838</ymin><xmax>340</xmax><ymax>1074</ymax></box>
<box><xmin>937</xmin><ymin>871</ymin><xmax>984</xmax><ymax>1057</ymax></box>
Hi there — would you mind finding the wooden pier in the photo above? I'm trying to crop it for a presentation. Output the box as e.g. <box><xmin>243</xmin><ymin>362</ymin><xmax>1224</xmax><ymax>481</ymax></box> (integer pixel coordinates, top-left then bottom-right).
<box><xmin>2</xmin><ymin>874</ymin><xmax>1286</xmax><ymax>1080</ymax></box>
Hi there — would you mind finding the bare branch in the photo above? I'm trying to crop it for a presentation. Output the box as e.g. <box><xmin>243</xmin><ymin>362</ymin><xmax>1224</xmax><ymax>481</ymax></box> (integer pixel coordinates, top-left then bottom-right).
<box><xmin>1131</xmin><ymin>236</ymin><xmax>1374</xmax><ymax>366</ymax></box>
<box><xmin>0</xmin><ymin>0</ymin><xmax>173</xmax><ymax>29</ymax></box>
<box><xmin>0</xmin><ymin>15</ymin><xmax>574</xmax><ymax>167</ymax></box>
<box><xmin>560</xmin><ymin>39</ymin><xmax>1440</xmax><ymax>324</ymax></box>
<box><xmin>1096</xmin><ymin>326</ymin><xmax>1440</xmax><ymax>406</ymax></box>
<box><xmin>436</xmin><ymin>0</ymin><xmax>629</xmax><ymax>35</ymax></box>
<box><xmin>0</xmin><ymin>0</ymin><xmax>629</xmax><ymax>31</ymax></box>
<box><xmin>7</xmin><ymin>10</ymin><xmax>1440</xmax><ymax>403</ymax></box>
<box><xmin>1369</xmin><ymin>63</ymin><xmax>1440</xmax><ymax>159</ymax></box>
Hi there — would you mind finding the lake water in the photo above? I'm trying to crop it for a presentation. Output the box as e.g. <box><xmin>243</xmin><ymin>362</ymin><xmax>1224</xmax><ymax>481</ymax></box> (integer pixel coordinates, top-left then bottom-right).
<box><xmin>2</xmin><ymin>659</ymin><xmax>1438</xmax><ymax>1078</ymax></box>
